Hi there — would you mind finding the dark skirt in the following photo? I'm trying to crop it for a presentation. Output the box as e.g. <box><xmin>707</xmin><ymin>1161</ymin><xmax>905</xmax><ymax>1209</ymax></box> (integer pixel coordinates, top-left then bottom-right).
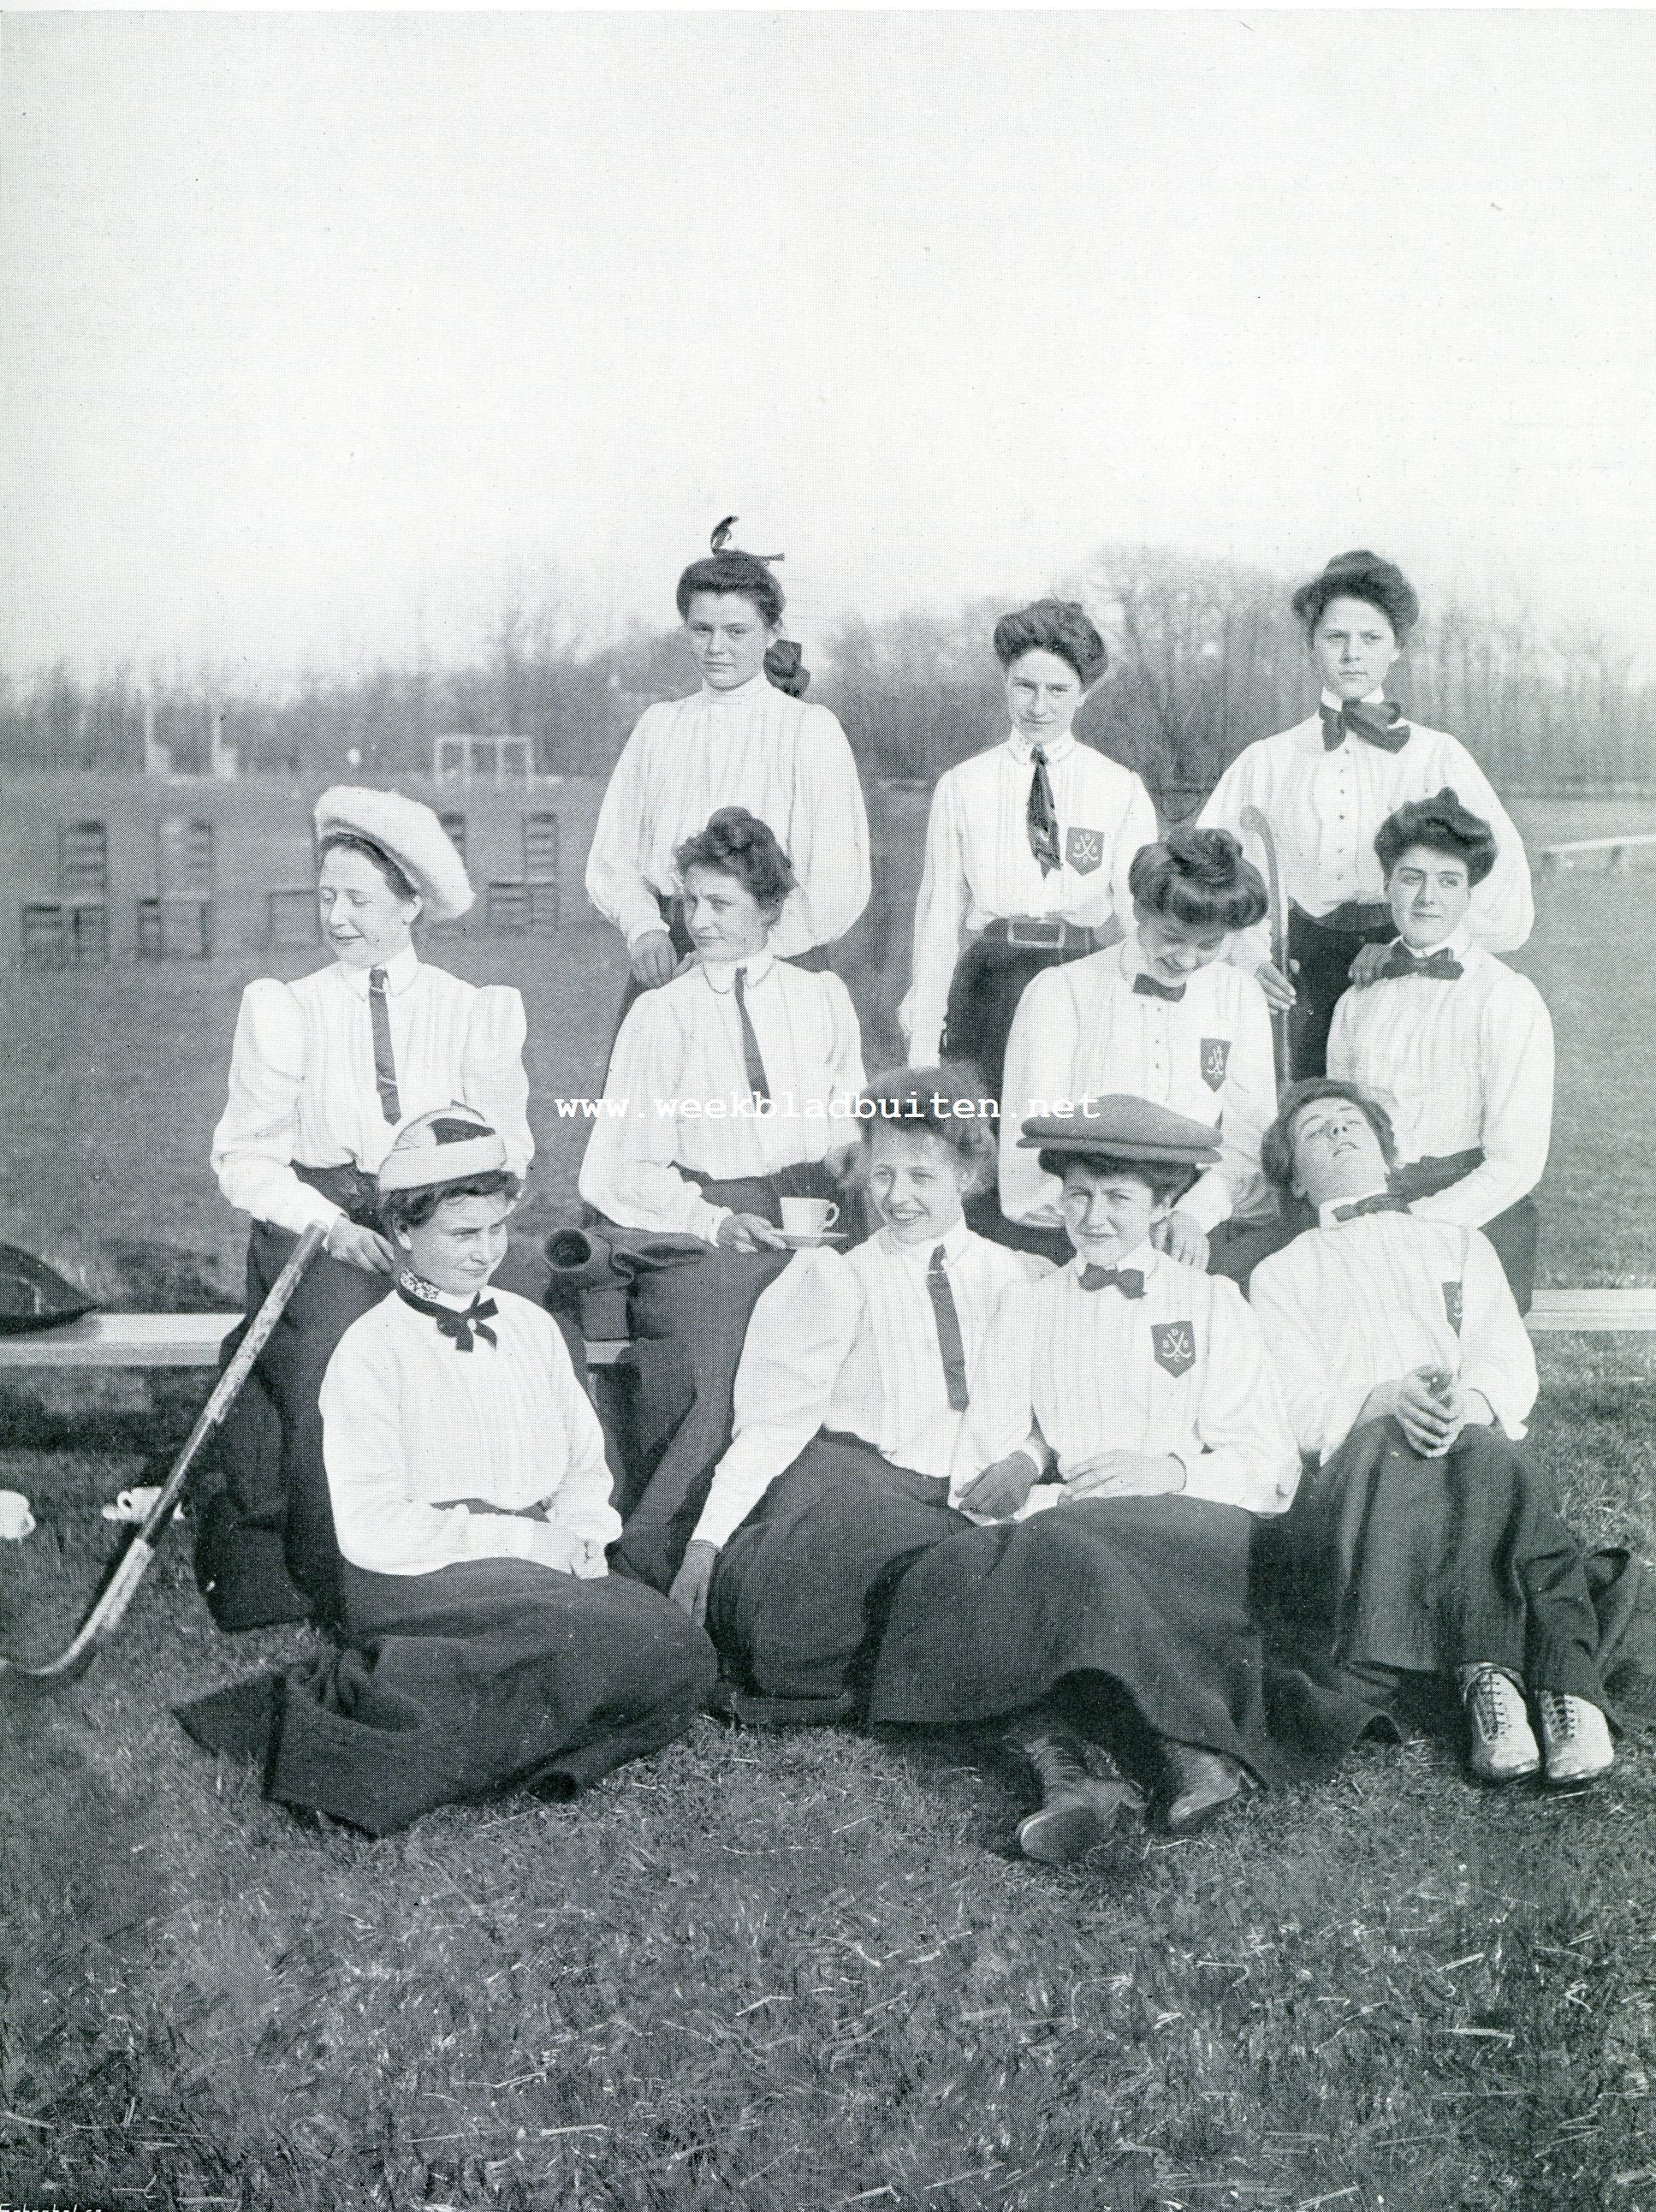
<box><xmin>179</xmin><ymin>1558</ymin><xmax>716</xmax><ymax>1836</ymax></box>
<box><xmin>193</xmin><ymin>1165</ymin><xmax>389</xmax><ymax>1634</ymax></box>
<box><xmin>607</xmin><ymin>1165</ymin><xmax>841</xmax><ymax>1590</ymax></box>
<box><xmin>941</xmin><ymin>928</ymin><xmax>1103</xmax><ymax>1106</ymax></box>
<box><xmin>1287</xmin><ymin>902</ymin><xmax>1395</xmax><ymax>1078</ymax></box>
<box><xmin>1256</xmin><ymin>1418</ymin><xmax>1605</xmax><ymax>1704</ymax></box>
<box><xmin>708</xmin><ymin>1434</ymin><xmax>969</xmax><ymax>1708</ymax></box>
<box><xmin>1393</xmin><ymin>1150</ymin><xmax>1540</xmax><ymax>1315</ymax></box>
<box><xmin>866</xmin><ymin>1494</ymin><xmax>1283</xmax><ymax>1780</ymax></box>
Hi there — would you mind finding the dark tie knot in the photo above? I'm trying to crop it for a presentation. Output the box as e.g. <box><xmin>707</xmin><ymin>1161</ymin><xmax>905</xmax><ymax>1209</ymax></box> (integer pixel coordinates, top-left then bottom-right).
<box><xmin>1377</xmin><ymin>945</ymin><xmax>1463</xmax><ymax>983</ymax></box>
<box><xmin>1079</xmin><ymin>1263</ymin><xmax>1146</xmax><ymax>1297</ymax></box>
<box><xmin>1132</xmin><ymin>971</ymin><xmax>1186</xmax><ymax>1002</ymax></box>
<box><xmin>1320</xmin><ymin>699</ymin><xmax>1411</xmax><ymax>754</ymax></box>
<box><xmin>396</xmin><ymin>1273</ymin><xmax>500</xmax><ymax>1351</ymax></box>
<box><xmin>1332</xmin><ymin>1193</ymin><xmax>1410</xmax><ymax>1223</ymax></box>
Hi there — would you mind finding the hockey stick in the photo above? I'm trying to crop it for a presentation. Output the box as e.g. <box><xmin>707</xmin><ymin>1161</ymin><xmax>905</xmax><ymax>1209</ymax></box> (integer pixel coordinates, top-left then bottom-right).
<box><xmin>1</xmin><ymin>1220</ymin><xmax>328</xmax><ymax>1690</ymax></box>
<box><xmin>1238</xmin><ymin>803</ymin><xmax>1291</xmax><ymax>1093</ymax></box>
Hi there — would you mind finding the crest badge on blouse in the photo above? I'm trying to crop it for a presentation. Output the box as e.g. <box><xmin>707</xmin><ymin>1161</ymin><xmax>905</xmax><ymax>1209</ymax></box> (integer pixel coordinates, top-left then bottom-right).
<box><xmin>1151</xmin><ymin>1321</ymin><xmax>1196</xmax><ymax>1377</ymax></box>
<box><xmin>1200</xmin><ymin>1038</ymin><xmax>1231</xmax><ymax>1092</ymax></box>
<box><xmin>1065</xmin><ymin>827</ymin><xmax>1103</xmax><ymax>875</ymax></box>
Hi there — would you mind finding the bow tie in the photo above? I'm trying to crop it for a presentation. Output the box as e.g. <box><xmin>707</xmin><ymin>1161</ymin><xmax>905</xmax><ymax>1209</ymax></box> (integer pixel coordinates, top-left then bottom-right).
<box><xmin>1320</xmin><ymin>700</ymin><xmax>1411</xmax><ymax>754</ymax></box>
<box><xmin>1375</xmin><ymin>944</ymin><xmax>1463</xmax><ymax>983</ymax></box>
<box><xmin>1132</xmin><ymin>972</ymin><xmax>1186</xmax><ymax>1003</ymax></box>
<box><xmin>396</xmin><ymin>1273</ymin><xmax>500</xmax><ymax>1352</ymax></box>
<box><xmin>1333</xmin><ymin>1193</ymin><xmax>1410</xmax><ymax>1223</ymax></box>
<box><xmin>1078</xmin><ymin>1264</ymin><xmax>1146</xmax><ymax>1297</ymax></box>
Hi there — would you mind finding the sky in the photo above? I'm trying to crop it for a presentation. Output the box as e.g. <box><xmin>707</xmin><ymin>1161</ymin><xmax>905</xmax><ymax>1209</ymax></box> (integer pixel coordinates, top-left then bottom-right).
<box><xmin>4</xmin><ymin>9</ymin><xmax>1655</xmax><ymax>683</ymax></box>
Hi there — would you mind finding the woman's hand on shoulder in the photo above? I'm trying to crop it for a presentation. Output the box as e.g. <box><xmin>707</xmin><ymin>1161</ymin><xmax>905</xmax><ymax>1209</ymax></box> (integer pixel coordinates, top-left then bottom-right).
<box><xmin>1347</xmin><ymin>944</ymin><xmax>1392</xmax><ymax>989</ymax></box>
<box><xmin>669</xmin><ymin>1540</ymin><xmax>718</xmax><ymax>1626</ymax></box>
<box><xmin>325</xmin><ymin>1218</ymin><xmax>396</xmax><ymax>1274</ymax></box>
<box><xmin>630</xmin><ymin>931</ymin><xmax>679</xmax><ymax>990</ymax></box>
<box><xmin>1152</xmin><ymin>1210</ymin><xmax>1209</xmax><ymax>1270</ymax></box>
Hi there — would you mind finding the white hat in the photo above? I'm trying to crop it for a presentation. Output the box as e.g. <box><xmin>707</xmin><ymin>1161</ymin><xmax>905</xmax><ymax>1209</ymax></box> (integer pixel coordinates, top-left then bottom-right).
<box><xmin>377</xmin><ymin>1106</ymin><xmax>508</xmax><ymax>1192</ymax></box>
<box><xmin>314</xmin><ymin>786</ymin><xmax>474</xmax><ymax>924</ymax></box>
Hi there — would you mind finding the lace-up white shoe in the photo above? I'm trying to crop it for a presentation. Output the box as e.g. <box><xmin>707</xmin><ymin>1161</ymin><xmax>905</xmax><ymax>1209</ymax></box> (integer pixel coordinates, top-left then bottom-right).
<box><xmin>1462</xmin><ymin>1665</ymin><xmax>1540</xmax><ymax>1783</ymax></box>
<box><xmin>1536</xmin><ymin>1693</ymin><xmax>1615</xmax><ymax>1788</ymax></box>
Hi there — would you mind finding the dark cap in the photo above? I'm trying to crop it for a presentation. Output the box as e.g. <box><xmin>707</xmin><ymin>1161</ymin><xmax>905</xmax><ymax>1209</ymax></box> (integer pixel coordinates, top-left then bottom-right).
<box><xmin>1018</xmin><ymin>1095</ymin><xmax>1222</xmax><ymax>1165</ymax></box>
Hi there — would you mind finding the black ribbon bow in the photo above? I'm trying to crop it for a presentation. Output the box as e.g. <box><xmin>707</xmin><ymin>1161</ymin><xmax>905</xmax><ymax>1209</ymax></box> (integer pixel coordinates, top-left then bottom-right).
<box><xmin>1078</xmin><ymin>1264</ymin><xmax>1147</xmax><ymax>1297</ymax></box>
<box><xmin>1332</xmin><ymin>1193</ymin><xmax>1411</xmax><ymax>1223</ymax></box>
<box><xmin>1320</xmin><ymin>700</ymin><xmax>1411</xmax><ymax>753</ymax></box>
<box><xmin>1132</xmin><ymin>972</ymin><xmax>1186</xmax><ymax>1003</ymax></box>
<box><xmin>396</xmin><ymin>1273</ymin><xmax>500</xmax><ymax>1351</ymax></box>
<box><xmin>1374</xmin><ymin>944</ymin><xmax>1463</xmax><ymax>983</ymax></box>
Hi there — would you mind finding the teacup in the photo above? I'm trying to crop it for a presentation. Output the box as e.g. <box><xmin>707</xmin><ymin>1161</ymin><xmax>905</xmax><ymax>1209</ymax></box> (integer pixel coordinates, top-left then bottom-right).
<box><xmin>102</xmin><ymin>1485</ymin><xmax>164</xmax><ymax>1524</ymax></box>
<box><xmin>0</xmin><ymin>1490</ymin><xmax>36</xmax><ymax>1542</ymax></box>
<box><xmin>779</xmin><ymin>1197</ymin><xmax>840</xmax><ymax>1240</ymax></box>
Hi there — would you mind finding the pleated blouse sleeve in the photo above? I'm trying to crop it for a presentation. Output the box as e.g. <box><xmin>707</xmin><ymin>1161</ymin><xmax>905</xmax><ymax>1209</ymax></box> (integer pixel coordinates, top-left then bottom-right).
<box><xmin>211</xmin><ymin>979</ymin><xmax>342</xmax><ymax>1237</ymax></box>
<box><xmin>585</xmin><ymin>707</ymin><xmax>672</xmax><ymax>948</ymax></box>
<box><xmin>900</xmin><ymin>770</ymin><xmax>970</xmax><ymax>1063</ymax></box>
<box><xmin>789</xmin><ymin>707</ymin><xmax>871</xmax><ymax>947</ymax></box>
<box><xmin>462</xmin><ymin>984</ymin><xmax>534</xmax><ymax>1177</ymax></box>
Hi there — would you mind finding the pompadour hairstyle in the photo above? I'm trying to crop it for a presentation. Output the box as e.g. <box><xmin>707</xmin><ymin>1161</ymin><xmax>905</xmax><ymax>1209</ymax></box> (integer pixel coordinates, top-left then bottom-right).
<box><xmin>991</xmin><ymin>598</ymin><xmax>1108</xmax><ymax>687</ymax></box>
<box><xmin>674</xmin><ymin>807</ymin><xmax>797</xmax><ymax>910</ymax></box>
<box><xmin>1128</xmin><ymin>825</ymin><xmax>1268</xmax><ymax>932</ymax></box>
<box><xmin>1291</xmin><ymin>549</ymin><xmax>1421</xmax><ymax>642</ymax></box>
<box><xmin>675</xmin><ymin>550</ymin><xmax>786</xmax><ymax>628</ymax></box>
<box><xmin>1374</xmin><ymin>787</ymin><xmax>1498</xmax><ymax>888</ymax></box>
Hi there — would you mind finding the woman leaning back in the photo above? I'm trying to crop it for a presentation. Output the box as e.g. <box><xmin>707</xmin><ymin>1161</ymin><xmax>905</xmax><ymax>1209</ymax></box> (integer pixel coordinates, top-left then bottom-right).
<box><xmin>584</xmin><ymin>524</ymin><xmax>870</xmax><ymax>1020</ymax></box>
<box><xmin>899</xmin><ymin>598</ymin><xmax>1157</xmax><ymax>1111</ymax></box>
<box><xmin>196</xmin><ymin>788</ymin><xmax>531</xmax><ymax>1633</ymax></box>
<box><xmin>1199</xmin><ymin>549</ymin><xmax>1534</xmax><ymax>1077</ymax></box>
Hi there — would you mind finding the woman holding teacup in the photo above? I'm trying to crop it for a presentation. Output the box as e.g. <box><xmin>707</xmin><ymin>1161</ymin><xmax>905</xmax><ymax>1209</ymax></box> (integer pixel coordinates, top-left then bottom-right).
<box><xmin>579</xmin><ymin>807</ymin><xmax>866</xmax><ymax>1587</ymax></box>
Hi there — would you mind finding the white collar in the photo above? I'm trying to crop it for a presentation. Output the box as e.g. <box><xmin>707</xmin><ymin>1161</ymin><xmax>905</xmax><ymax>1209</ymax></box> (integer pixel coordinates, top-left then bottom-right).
<box><xmin>338</xmin><ymin>942</ymin><xmax>420</xmax><ymax>997</ymax></box>
<box><xmin>881</xmin><ymin>1214</ymin><xmax>973</xmax><ymax>1269</ymax></box>
<box><xmin>699</xmin><ymin>948</ymin><xmax>776</xmax><ymax>995</ymax></box>
<box><xmin>1389</xmin><ymin>921</ymin><xmax>1474</xmax><ymax>961</ymax></box>
<box><xmin>1006</xmin><ymin>728</ymin><xmax>1077</xmax><ymax>767</ymax></box>
<box><xmin>1317</xmin><ymin>1188</ymin><xmax>1392</xmax><ymax>1228</ymax></box>
<box><xmin>1319</xmin><ymin>687</ymin><xmax>1388</xmax><ymax>712</ymax></box>
<box><xmin>698</xmin><ymin>672</ymin><xmax>770</xmax><ymax>707</ymax></box>
<box><xmin>1067</xmin><ymin>1237</ymin><xmax>1156</xmax><ymax>1279</ymax></box>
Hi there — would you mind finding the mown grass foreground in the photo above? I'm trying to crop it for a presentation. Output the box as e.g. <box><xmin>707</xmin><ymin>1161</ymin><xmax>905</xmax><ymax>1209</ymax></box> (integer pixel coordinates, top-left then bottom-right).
<box><xmin>3</xmin><ymin>828</ymin><xmax>1656</xmax><ymax>2209</ymax></box>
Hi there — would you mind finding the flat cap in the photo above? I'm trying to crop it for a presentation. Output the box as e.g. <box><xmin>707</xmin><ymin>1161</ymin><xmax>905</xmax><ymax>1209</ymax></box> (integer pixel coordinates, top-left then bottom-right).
<box><xmin>1018</xmin><ymin>1094</ymin><xmax>1222</xmax><ymax>1165</ymax></box>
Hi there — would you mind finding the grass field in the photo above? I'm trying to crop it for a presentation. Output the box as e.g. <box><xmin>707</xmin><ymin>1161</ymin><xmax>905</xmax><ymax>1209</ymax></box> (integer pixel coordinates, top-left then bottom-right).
<box><xmin>2</xmin><ymin>792</ymin><xmax>1655</xmax><ymax>2211</ymax></box>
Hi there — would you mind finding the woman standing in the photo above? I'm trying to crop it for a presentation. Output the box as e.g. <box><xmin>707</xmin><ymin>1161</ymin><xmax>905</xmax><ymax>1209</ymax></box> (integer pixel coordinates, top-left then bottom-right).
<box><xmin>585</xmin><ymin>526</ymin><xmax>870</xmax><ymax>1009</ymax></box>
<box><xmin>1199</xmin><ymin>549</ymin><xmax>1533</xmax><ymax>1077</ymax></box>
<box><xmin>197</xmin><ymin>788</ymin><xmax>531</xmax><ymax>1633</ymax></box>
<box><xmin>900</xmin><ymin>599</ymin><xmax>1156</xmax><ymax>1103</ymax></box>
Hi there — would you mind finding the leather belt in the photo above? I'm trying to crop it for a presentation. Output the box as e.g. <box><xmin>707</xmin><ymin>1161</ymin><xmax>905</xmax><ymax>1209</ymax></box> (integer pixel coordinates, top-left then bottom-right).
<box><xmin>983</xmin><ymin>916</ymin><xmax>1102</xmax><ymax>954</ymax></box>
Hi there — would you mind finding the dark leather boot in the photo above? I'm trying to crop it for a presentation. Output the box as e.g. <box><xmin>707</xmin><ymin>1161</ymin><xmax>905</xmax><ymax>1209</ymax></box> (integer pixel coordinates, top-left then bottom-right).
<box><xmin>1159</xmin><ymin>1741</ymin><xmax>1252</xmax><ymax>1834</ymax></box>
<box><xmin>1011</xmin><ymin>1727</ymin><xmax>1143</xmax><ymax>1864</ymax></box>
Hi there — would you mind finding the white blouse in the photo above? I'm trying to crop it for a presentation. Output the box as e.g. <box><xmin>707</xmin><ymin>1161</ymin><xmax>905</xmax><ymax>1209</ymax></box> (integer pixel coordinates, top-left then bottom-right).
<box><xmin>584</xmin><ymin>675</ymin><xmax>871</xmax><ymax>957</ymax></box>
<box><xmin>1327</xmin><ymin>931</ymin><xmax>1554</xmax><ymax>1227</ymax></box>
<box><xmin>950</xmin><ymin>1246</ymin><xmax>1300</xmax><ymax>1518</ymax></box>
<box><xmin>999</xmin><ymin>934</ymin><xmax>1277</xmax><ymax>1233</ymax></box>
<box><xmin>319</xmin><ymin>1287</ymin><xmax>621</xmax><ymax>1579</ymax></box>
<box><xmin>692</xmin><ymin>1220</ymin><xmax>1050</xmax><ymax>1549</ymax></box>
<box><xmin>1248</xmin><ymin>1206</ymin><xmax>1539</xmax><ymax>1464</ymax></box>
<box><xmin>1198</xmin><ymin>693</ymin><xmax>1534</xmax><ymax>975</ymax></box>
<box><xmin>901</xmin><ymin>733</ymin><xmax>1160</xmax><ymax>1064</ymax></box>
<box><xmin>577</xmin><ymin>950</ymin><xmax>867</xmax><ymax>1244</ymax></box>
<box><xmin>211</xmin><ymin>945</ymin><xmax>532</xmax><ymax>1237</ymax></box>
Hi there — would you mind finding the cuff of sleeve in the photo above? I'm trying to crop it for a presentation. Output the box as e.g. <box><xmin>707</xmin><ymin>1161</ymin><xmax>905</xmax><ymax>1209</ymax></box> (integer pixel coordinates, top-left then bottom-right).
<box><xmin>624</xmin><ymin>913</ymin><xmax>670</xmax><ymax>951</ymax></box>
<box><xmin>483</xmin><ymin>1514</ymin><xmax>542</xmax><ymax>1562</ymax></box>
<box><xmin>1180</xmin><ymin>1173</ymin><xmax>1233</xmax><ymax>1233</ymax></box>
<box><xmin>689</xmin><ymin>1199</ymin><xmax>730</xmax><ymax>1246</ymax></box>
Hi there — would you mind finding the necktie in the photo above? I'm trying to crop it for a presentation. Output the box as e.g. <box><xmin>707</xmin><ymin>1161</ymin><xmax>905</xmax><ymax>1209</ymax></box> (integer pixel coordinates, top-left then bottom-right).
<box><xmin>926</xmin><ymin>1246</ymin><xmax>970</xmax><ymax>1412</ymax></box>
<box><xmin>1374</xmin><ymin>944</ymin><xmax>1463</xmax><ymax>983</ymax></box>
<box><xmin>1132</xmin><ymin>972</ymin><xmax>1186</xmax><ymax>1003</ymax></box>
<box><xmin>395</xmin><ymin>1272</ymin><xmax>500</xmax><ymax>1352</ymax></box>
<box><xmin>368</xmin><ymin>966</ymin><xmax>401</xmax><ymax>1124</ymax></box>
<box><xmin>1078</xmin><ymin>1264</ymin><xmax>1146</xmax><ymax>1297</ymax></box>
<box><xmin>1333</xmin><ymin>1193</ymin><xmax>1410</xmax><ymax>1223</ymax></box>
<box><xmin>732</xmin><ymin>968</ymin><xmax>771</xmax><ymax>1105</ymax></box>
<box><xmin>1320</xmin><ymin>700</ymin><xmax>1411</xmax><ymax>754</ymax></box>
<box><xmin>1026</xmin><ymin>746</ymin><xmax>1061</xmax><ymax>876</ymax></box>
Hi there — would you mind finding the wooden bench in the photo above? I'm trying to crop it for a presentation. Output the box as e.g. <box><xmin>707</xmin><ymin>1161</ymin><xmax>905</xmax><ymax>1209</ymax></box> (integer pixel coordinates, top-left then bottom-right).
<box><xmin>0</xmin><ymin>1291</ymin><xmax>1653</xmax><ymax>1371</ymax></box>
<box><xmin>1539</xmin><ymin>832</ymin><xmax>1656</xmax><ymax>872</ymax></box>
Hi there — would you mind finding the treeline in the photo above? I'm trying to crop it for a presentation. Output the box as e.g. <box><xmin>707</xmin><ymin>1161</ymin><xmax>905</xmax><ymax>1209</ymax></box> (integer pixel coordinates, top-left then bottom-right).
<box><xmin>3</xmin><ymin>546</ymin><xmax>1650</xmax><ymax>800</ymax></box>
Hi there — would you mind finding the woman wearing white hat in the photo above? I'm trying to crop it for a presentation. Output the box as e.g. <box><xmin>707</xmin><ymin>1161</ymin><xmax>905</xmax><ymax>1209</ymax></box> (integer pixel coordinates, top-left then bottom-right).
<box><xmin>196</xmin><ymin>788</ymin><xmax>532</xmax><ymax>1634</ymax></box>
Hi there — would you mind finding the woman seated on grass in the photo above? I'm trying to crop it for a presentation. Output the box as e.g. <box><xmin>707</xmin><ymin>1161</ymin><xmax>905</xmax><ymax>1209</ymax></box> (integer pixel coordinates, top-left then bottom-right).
<box><xmin>1326</xmin><ymin>790</ymin><xmax>1552</xmax><ymax>1313</ymax></box>
<box><xmin>864</xmin><ymin>1098</ymin><xmax>1302</xmax><ymax>1861</ymax></box>
<box><xmin>579</xmin><ymin>806</ymin><xmax>866</xmax><ymax>1589</ymax></box>
<box><xmin>998</xmin><ymin>826</ymin><xmax>1279</xmax><ymax>1275</ymax></box>
<box><xmin>181</xmin><ymin>1108</ymin><xmax>715</xmax><ymax>1834</ymax></box>
<box><xmin>678</xmin><ymin>1066</ymin><xmax>1049</xmax><ymax>1722</ymax></box>
<box><xmin>1247</xmin><ymin>1079</ymin><xmax>1613</xmax><ymax>1792</ymax></box>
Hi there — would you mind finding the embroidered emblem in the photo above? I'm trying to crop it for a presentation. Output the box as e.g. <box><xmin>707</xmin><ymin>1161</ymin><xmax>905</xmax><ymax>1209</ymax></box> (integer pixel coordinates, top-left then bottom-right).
<box><xmin>1443</xmin><ymin>1281</ymin><xmax>1463</xmax><ymax>1334</ymax></box>
<box><xmin>1200</xmin><ymin>1038</ymin><xmax>1231</xmax><ymax>1092</ymax></box>
<box><xmin>1152</xmin><ymin>1321</ymin><xmax>1196</xmax><ymax>1377</ymax></box>
<box><xmin>1065</xmin><ymin>826</ymin><xmax>1103</xmax><ymax>876</ymax></box>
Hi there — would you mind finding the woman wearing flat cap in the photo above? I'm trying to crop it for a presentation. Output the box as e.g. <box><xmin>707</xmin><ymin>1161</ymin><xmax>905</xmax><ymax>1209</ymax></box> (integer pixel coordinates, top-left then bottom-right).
<box><xmin>585</xmin><ymin>520</ymin><xmax>871</xmax><ymax>1021</ymax></box>
<box><xmin>196</xmin><ymin>787</ymin><xmax>532</xmax><ymax>1634</ymax></box>
<box><xmin>1199</xmin><ymin>550</ymin><xmax>1534</xmax><ymax>1077</ymax></box>
<box><xmin>900</xmin><ymin>598</ymin><xmax>1157</xmax><ymax>1164</ymax></box>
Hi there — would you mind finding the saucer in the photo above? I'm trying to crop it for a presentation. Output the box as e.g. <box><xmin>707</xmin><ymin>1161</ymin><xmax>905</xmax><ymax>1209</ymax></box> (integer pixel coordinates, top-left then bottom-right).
<box><xmin>774</xmin><ymin>1230</ymin><xmax>848</xmax><ymax>1249</ymax></box>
